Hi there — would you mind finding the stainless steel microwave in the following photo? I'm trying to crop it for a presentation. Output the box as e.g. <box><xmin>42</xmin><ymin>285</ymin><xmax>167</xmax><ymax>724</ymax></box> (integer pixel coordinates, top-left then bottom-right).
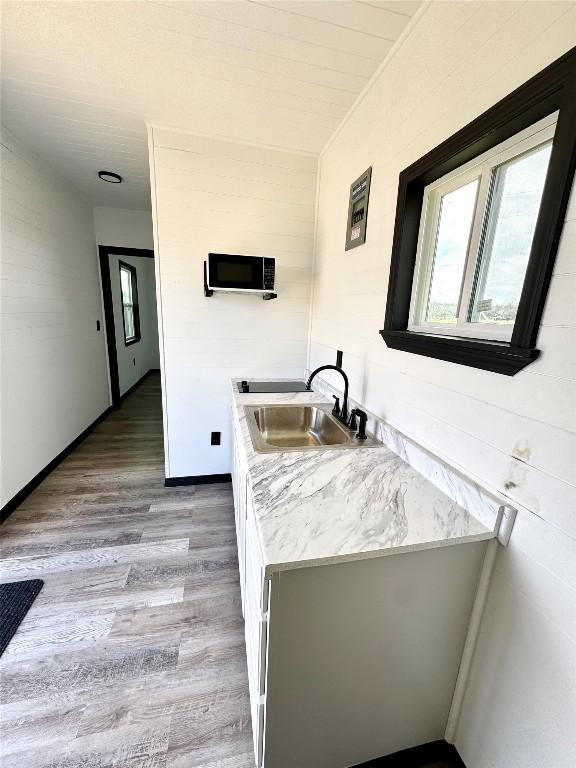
<box><xmin>207</xmin><ymin>253</ymin><xmax>275</xmax><ymax>293</ymax></box>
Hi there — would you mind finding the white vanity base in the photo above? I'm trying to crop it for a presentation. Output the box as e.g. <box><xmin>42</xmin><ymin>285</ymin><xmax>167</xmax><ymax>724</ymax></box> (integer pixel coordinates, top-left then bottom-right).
<box><xmin>262</xmin><ymin>541</ymin><xmax>487</xmax><ymax>768</ymax></box>
<box><xmin>231</xmin><ymin>384</ymin><xmax>494</xmax><ymax>767</ymax></box>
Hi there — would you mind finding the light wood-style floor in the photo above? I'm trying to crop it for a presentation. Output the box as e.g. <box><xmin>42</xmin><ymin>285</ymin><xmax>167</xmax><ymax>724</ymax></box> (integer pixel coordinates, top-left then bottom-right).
<box><xmin>0</xmin><ymin>373</ymin><xmax>254</xmax><ymax>768</ymax></box>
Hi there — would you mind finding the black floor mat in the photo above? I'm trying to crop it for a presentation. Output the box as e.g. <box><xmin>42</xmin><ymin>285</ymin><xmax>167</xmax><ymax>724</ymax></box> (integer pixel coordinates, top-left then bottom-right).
<box><xmin>353</xmin><ymin>741</ymin><xmax>466</xmax><ymax>767</ymax></box>
<box><xmin>0</xmin><ymin>579</ymin><xmax>44</xmax><ymax>657</ymax></box>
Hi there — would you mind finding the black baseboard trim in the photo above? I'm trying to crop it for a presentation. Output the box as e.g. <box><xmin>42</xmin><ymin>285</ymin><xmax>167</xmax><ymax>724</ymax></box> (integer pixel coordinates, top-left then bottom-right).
<box><xmin>352</xmin><ymin>740</ymin><xmax>466</xmax><ymax>768</ymax></box>
<box><xmin>119</xmin><ymin>368</ymin><xmax>158</xmax><ymax>404</ymax></box>
<box><xmin>1</xmin><ymin>406</ymin><xmax>113</xmax><ymax>524</ymax></box>
<box><xmin>165</xmin><ymin>474</ymin><xmax>232</xmax><ymax>487</ymax></box>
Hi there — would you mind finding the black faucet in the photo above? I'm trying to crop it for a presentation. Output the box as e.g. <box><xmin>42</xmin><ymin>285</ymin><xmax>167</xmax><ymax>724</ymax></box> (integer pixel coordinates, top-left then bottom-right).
<box><xmin>306</xmin><ymin>365</ymin><xmax>349</xmax><ymax>424</ymax></box>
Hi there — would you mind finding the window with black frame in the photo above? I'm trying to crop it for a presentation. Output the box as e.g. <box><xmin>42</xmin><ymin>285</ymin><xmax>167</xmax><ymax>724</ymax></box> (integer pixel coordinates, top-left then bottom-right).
<box><xmin>409</xmin><ymin>115</ymin><xmax>555</xmax><ymax>342</ymax></box>
<box><xmin>381</xmin><ymin>49</ymin><xmax>576</xmax><ymax>375</ymax></box>
<box><xmin>119</xmin><ymin>261</ymin><xmax>141</xmax><ymax>346</ymax></box>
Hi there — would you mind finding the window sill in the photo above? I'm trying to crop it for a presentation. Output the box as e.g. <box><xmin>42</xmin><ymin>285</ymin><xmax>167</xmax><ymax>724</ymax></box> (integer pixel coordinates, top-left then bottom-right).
<box><xmin>125</xmin><ymin>337</ymin><xmax>141</xmax><ymax>347</ymax></box>
<box><xmin>407</xmin><ymin>324</ymin><xmax>512</xmax><ymax>343</ymax></box>
<box><xmin>379</xmin><ymin>329</ymin><xmax>539</xmax><ymax>375</ymax></box>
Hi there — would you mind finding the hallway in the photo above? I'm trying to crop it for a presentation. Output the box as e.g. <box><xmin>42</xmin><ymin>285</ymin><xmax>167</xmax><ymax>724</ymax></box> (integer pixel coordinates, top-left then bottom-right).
<box><xmin>0</xmin><ymin>374</ymin><xmax>254</xmax><ymax>768</ymax></box>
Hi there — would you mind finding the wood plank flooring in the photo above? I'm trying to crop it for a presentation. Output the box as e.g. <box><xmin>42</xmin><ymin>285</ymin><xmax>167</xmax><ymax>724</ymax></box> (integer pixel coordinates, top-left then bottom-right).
<box><xmin>0</xmin><ymin>374</ymin><xmax>254</xmax><ymax>768</ymax></box>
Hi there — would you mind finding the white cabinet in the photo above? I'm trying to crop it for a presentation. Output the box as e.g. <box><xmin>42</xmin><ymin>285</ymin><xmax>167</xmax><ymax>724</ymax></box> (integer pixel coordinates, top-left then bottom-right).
<box><xmin>232</xmin><ymin>417</ymin><xmax>487</xmax><ymax>768</ymax></box>
<box><xmin>244</xmin><ymin>499</ymin><xmax>268</xmax><ymax>767</ymax></box>
<box><xmin>231</xmin><ymin>429</ymin><xmax>247</xmax><ymax>614</ymax></box>
<box><xmin>231</xmin><ymin>417</ymin><xmax>269</xmax><ymax>767</ymax></box>
<box><xmin>244</xmin><ymin>499</ymin><xmax>269</xmax><ymax>698</ymax></box>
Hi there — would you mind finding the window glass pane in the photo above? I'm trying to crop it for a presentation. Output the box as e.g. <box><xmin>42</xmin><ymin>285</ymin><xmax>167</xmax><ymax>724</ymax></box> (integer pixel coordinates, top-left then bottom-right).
<box><xmin>469</xmin><ymin>141</ymin><xmax>552</xmax><ymax>325</ymax></box>
<box><xmin>120</xmin><ymin>267</ymin><xmax>132</xmax><ymax>304</ymax></box>
<box><xmin>124</xmin><ymin>306</ymin><xmax>135</xmax><ymax>340</ymax></box>
<box><xmin>425</xmin><ymin>179</ymin><xmax>478</xmax><ymax>324</ymax></box>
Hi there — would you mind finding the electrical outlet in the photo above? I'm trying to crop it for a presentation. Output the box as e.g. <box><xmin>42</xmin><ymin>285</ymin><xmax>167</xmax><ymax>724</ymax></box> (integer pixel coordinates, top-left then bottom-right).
<box><xmin>211</xmin><ymin>432</ymin><xmax>221</xmax><ymax>446</ymax></box>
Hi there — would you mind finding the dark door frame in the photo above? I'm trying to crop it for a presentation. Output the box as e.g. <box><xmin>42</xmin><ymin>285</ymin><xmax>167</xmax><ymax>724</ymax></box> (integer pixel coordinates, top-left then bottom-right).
<box><xmin>98</xmin><ymin>245</ymin><xmax>155</xmax><ymax>409</ymax></box>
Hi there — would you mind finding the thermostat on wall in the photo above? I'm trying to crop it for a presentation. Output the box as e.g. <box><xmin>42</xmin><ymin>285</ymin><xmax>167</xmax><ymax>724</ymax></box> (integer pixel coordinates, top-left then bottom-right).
<box><xmin>345</xmin><ymin>167</ymin><xmax>372</xmax><ymax>251</ymax></box>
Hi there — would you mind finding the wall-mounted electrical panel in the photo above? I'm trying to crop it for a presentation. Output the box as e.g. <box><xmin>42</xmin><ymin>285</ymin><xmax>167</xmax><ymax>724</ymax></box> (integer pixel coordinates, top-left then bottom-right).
<box><xmin>345</xmin><ymin>167</ymin><xmax>372</xmax><ymax>251</ymax></box>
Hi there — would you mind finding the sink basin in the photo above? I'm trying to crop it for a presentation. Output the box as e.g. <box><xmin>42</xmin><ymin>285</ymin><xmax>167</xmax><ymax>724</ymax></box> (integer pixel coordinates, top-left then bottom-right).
<box><xmin>255</xmin><ymin>405</ymin><xmax>348</xmax><ymax>448</ymax></box>
<box><xmin>244</xmin><ymin>404</ymin><xmax>380</xmax><ymax>453</ymax></box>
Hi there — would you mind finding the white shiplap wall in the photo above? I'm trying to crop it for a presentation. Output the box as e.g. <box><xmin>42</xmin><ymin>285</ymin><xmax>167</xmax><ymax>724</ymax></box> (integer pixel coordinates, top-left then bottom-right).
<box><xmin>148</xmin><ymin>128</ymin><xmax>316</xmax><ymax>478</ymax></box>
<box><xmin>0</xmin><ymin>127</ymin><xmax>110</xmax><ymax>507</ymax></box>
<box><xmin>309</xmin><ymin>3</ymin><xmax>576</xmax><ymax>767</ymax></box>
<box><xmin>93</xmin><ymin>207</ymin><xmax>154</xmax><ymax>251</ymax></box>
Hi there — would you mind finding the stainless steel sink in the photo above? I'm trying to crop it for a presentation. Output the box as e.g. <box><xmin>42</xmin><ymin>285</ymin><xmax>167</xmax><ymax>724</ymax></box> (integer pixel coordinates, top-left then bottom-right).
<box><xmin>244</xmin><ymin>403</ymin><xmax>380</xmax><ymax>453</ymax></box>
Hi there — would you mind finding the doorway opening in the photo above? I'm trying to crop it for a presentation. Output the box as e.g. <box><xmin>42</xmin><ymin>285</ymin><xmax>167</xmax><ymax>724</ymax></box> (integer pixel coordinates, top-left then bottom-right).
<box><xmin>98</xmin><ymin>245</ymin><xmax>160</xmax><ymax>409</ymax></box>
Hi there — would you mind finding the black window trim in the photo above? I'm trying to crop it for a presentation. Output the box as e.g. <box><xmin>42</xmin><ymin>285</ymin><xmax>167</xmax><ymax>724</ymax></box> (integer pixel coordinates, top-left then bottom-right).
<box><xmin>119</xmin><ymin>260</ymin><xmax>141</xmax><ymax>347</ymax></box>
<box><xmin>380</xmin><ymin>47</ymin><xmax>576</xmax><ymax>376</ymax></box>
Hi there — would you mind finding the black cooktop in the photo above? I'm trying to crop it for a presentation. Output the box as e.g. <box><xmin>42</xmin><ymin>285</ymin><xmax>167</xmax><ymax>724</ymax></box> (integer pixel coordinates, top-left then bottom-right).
<box><xmin>237</xmin><ymin>380</ymin><xmax>308</xmax><ymax>393</ymax></box>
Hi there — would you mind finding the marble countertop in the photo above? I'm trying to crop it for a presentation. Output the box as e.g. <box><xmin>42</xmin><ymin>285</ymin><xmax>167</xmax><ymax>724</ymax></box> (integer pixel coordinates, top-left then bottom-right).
<box><xmin>232</xmin><ymin>380</ymin><xmax>495</xmax><ymax>574</ymax></box>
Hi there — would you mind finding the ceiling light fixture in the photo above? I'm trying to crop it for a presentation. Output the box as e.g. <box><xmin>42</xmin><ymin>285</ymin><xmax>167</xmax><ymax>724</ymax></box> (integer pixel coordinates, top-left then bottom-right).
<box><xmin>98</xmin><ymin>170</ymin><xmax>122</xmax><ymax>183</ymax></box>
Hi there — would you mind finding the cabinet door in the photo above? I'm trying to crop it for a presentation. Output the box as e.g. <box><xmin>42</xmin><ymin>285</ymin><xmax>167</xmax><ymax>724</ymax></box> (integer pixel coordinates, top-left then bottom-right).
<box><xmin>244</xmin><ymin>490</ymin><xmax>269</xmax><ymax>767</ymax></box>
<box><xmin>231</xmin><ymin>422</ymin><xmax>247</xmax><ymax>614</ymax></box>
<box><xmin>245</xmin><ymin>514</ymin><xmax>268</xmax><ymax>695</ymax></box>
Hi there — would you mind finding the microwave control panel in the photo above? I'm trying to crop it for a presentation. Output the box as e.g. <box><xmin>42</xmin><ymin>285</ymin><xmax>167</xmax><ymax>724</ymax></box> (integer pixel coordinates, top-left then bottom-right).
<box><xmin>263</xmin><ymin>257</ymin><xmax>275</xmax><ymax>290</ymax></box>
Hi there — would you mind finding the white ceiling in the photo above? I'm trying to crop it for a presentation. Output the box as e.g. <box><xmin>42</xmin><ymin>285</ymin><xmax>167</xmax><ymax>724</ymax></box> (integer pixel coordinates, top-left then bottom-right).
<box><xmin>1</xmin><ymin>0</ymin><xmax>421</xmax><ymax>209</ymax></box>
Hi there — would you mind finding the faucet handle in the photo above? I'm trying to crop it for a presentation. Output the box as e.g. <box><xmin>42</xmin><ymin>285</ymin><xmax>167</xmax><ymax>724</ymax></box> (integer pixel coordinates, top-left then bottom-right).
<box><xmin>355</xmin><ymin>409</ymin><xmax>368</xmax><ymax>440</ymax></box>
<box><xmin>332</xmin><ymin>396</ymin><xmax>340</xmax><ymax>417</ymax></box>
<box><xmin>347</xmin><ymin>409</ymin><xmax>358</xmax><ymax>430</ymax></box>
